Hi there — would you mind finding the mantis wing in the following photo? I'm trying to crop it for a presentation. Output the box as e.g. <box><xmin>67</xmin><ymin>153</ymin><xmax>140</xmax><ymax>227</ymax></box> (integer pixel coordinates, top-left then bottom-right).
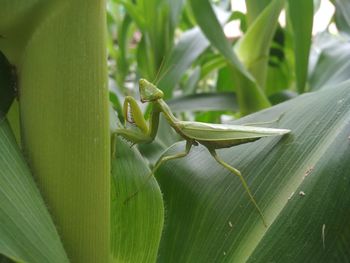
<box><xmin>178</xmin><ymin>121</ymin><xmax>290</xmax><ymax>141</ymax></box>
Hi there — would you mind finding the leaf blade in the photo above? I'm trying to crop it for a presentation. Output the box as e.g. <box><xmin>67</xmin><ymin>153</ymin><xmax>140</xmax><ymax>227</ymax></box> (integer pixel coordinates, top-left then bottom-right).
<box><xmin>188</xmin><ymin>0</ymin><xmax>253</xmax><ymax>81</ymax></box>
<box><xmin>110</xmin><ymin>137</ymin><xmax>164</xmax><ymax>263</ymax></box>
<box><xmin>288</xmin><ymin>0</ymin><xmax>313</xmax><ymax>93</ymax></box>
<box><xmin>156</xmin><ymin>83</ymin><xmax>350</xmax><ymax>262</ymax></box>
<box><xmin>0</xmin><ymin>120</ymin><xmax>69</xmax><ymax>263</ymax></box>
<box><xmin>0</xmin><ymin>51</ymin><xmax>15</xmax><ymax>118</ymax></box>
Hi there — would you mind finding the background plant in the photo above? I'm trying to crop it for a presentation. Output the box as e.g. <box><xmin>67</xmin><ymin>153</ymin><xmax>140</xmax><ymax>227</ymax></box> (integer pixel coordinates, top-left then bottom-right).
<box><xmin>108</xmin><ymin>0</ymin><xmax>350</xmax><ymax>262</ymax></box>
<box><xmin>1</xmin><ymin>0</ymin><xmax>350</xmax><ymax>262</ymax></box>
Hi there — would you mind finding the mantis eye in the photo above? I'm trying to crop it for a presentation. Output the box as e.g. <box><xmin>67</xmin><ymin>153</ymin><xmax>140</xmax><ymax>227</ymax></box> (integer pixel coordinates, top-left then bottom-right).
<box><xmin>139</xmin><ymin>78</ymin><xmax>164</xmax><ymax>102</ymax></box>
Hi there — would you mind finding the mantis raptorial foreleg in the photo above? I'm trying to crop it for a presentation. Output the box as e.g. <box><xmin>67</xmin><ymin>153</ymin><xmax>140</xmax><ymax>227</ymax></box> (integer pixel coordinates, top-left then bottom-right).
<box><xmin>123</xmin><ymin>96</ymin><xmax>149</xmax><ymax>133</ymax></box>
<box><xmin>124</xmin><ymin>141</ymin><xmax>193</xmax><ymax>203</ymax></box>
<box><xmin>208</xmin><ymin>149</ymin><xmax>267</xmax><ymax>226</ymax></box>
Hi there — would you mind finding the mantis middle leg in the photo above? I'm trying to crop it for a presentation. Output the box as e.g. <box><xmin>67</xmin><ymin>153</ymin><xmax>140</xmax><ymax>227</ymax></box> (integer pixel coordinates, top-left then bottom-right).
<box><xmin>124</xmin><ymin>140</ymin><xmax>193</xmax><ymax>203</ymax></box>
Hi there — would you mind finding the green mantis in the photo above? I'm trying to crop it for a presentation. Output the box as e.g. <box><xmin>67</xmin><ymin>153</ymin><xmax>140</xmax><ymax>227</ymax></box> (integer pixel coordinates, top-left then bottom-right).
<box><xmin>113</xmin><ymin>79</ymin><xmax>290</xmax><ymax>226</ymax></box>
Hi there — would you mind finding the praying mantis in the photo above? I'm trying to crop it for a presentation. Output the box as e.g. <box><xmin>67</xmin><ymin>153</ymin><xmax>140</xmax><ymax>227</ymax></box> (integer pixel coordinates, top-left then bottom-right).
<box><xmin>113</xmin><ymin>78</ymin><xmax>290</xmax><ymax>226</ymax></box>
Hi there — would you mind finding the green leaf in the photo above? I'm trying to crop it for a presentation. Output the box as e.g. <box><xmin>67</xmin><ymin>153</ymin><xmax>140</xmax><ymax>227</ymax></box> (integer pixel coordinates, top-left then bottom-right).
<box><xmin>117</xmin><ymin>0</ymin><xmax>145</xmax><ymax>30</ymax></box>
<box><xmin>0</xmin><ymin>119</ymin><xmax>68</xmax><ymax>263</ymax></box>
<box><xmin>166</xmin><ymin>92</ymin><xmax>238</xmax><ymax>112</ymax></box>
<box><xmin>229</xmin><ymin>66</ymin><xmax>271</xmax><ymax>115</ymax></box>
<box><xmin>111</xmin><ymin>137</ymin><xmax>164</xmax><ymax>263</ymax></box>
<box><xmin>246</xmin><ymin>0</ymin><xmax>272</xmax><ymax>25</ymax></box>
<box><xmin>115</xmin><ymin>14</ymin><xmax>133</xmax><ymax>86</ymax></box>
<box><xmin>268</xmin><ymin>90</ymin><xmax>298</xmax><ymax>105</ymax></box>
<box><xmin>182</xmin><ymin>66</ymin><xmax>201</xmax><ymax>95</ymax></box>
<box><xmin>333</xmin><ymin>0</ymin><xmax>350</xmax><ymax>36</ymax></box>
<box><xmin>169</xmin><ymin>0</ymin><xmax>186</xmax><ymax>29</ymax></box>
<box><xmin>188</xmin><ymin>0</ymin><xmax>253</xmax><ymax>81</ymax></box>
<box><xmin>137</xmin><ymin>36</ymin><xmax>154</xmax><ymax>80</ymax></box>
<box><xmin>265</xmin><ymin>27</ymin><xmax>294</xmax><ymax>96</ymax></box>
<box><xmin>157</xmin><ymin>7</ymin><xmax>231</xmax><ymax>97</ymax></box>
<box><xmin>0</xmin><ymin>51</ymin><xmax>15</xmax><ymax>118</ymax></box>
<box><xmin>155</xmin><ymin>83</ymin><xmax>350</xmax><ymax>262</ymax></box>
<box><xmin>189</xmin><ymin>0</ymin><xmax>274</xmax><ymax>114</ymax></box>
<box><xmin>0</xmin><ymin>255</ymin><xmax>12</xmax><ymax>263</ymax></box>
<box><xmin>158</xmin><ymin>27</ymin><xmax>210</xmax><ymax>97</ymax></box>
<box><xmin>309</xmin><ymin>32</ymin><xmax>350</xmax><ymax>90</ymax></box>
<box><xmin>288</xmin><ymin>0</ymin><xmax>313</xmax><ymax>93</ymax></box>
<box><xmin>200</xmin><ymin>54</ymin><xmax>227</xmax><ymax>81</ymax></box>
<box><xmin>235</xmin><ymin>0</ymin><xmax>285</xmax><ymax>88</ymax></box>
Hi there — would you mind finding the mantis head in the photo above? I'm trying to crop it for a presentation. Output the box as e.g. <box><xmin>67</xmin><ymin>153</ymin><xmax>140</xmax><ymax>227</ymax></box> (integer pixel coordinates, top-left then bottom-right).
<box><xmin>139</xmin><ymin>78</ymin><xmax>164</xmax><ymax>103</ymax></box>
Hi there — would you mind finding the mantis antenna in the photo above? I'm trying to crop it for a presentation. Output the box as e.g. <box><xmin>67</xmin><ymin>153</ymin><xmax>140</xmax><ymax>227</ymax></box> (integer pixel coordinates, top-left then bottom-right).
<box><xmin>152</xmin><ymin>56</ymin><xmax>175</xmax><ymax>86</ymax></box>
<box><xmin>152</xmin><ymin>56</ymin><xmax>166</xmax><ymax>84</ymax></box>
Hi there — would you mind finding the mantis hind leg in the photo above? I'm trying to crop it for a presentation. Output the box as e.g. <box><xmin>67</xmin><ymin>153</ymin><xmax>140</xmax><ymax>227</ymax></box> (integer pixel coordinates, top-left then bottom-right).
<box><xmin>124</xmin><ymin>140</ymin><xmax>193</xmax><ymax>203</ymax></box>
<box><xmin>208</xmin><ymin>149</ymin><xmax>267</xmax><ymax>226</ymax></box>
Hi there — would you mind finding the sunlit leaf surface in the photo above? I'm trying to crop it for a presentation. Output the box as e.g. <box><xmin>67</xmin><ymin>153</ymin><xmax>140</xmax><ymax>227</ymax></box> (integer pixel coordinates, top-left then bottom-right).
<box><xmin>155</xmin><ymin>83</ymin><xmax>350</xmax><ymax>262</ymax></box>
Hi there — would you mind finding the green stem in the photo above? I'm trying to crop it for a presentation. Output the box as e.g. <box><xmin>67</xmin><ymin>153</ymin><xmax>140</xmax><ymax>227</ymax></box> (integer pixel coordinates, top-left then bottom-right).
<box><xmin>1</xmin><ymin>1</ymin><xmax>110</xmax><ymax>262</ymax></box>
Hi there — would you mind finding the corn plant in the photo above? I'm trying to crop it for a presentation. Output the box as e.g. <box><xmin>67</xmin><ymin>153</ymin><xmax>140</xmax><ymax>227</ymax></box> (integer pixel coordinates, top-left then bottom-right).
<box><xmin>1</xmin><ymin>0</ymin><xmax>350</xmax><ymax>262</ymax></box>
